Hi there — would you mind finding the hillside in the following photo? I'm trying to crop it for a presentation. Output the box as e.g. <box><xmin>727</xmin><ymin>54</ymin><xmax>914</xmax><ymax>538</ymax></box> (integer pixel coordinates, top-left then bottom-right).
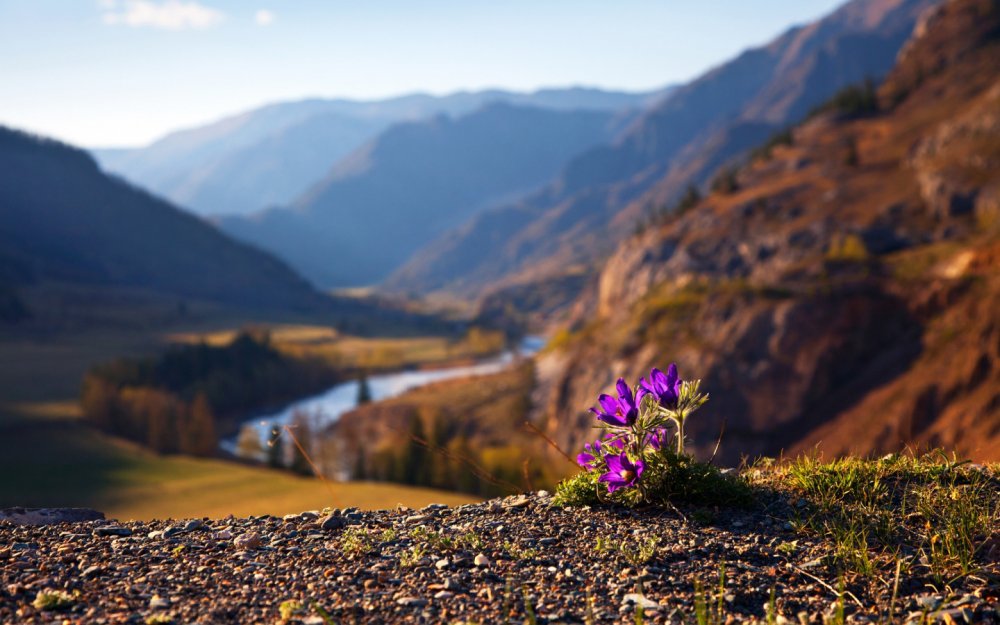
<box><xmin>532</xmin><ymin>0</ymin><xmax>1000</xmax><ymax>464</ymax></box>
<box><xmin>219</xmin><ymin>104</ymin><xmax>621</xmax><ymax>288</ymax></box>
<box><xmin>0</xmin><ymin>126</ymin><xmax>323</xmax><ymax>311</ymax></box>
<box><xmin>385</xmin><ymin>0</ymin><xmax>938</xmax><ymax>304</ymax></box>
<box><xmin>95</xmin><ymin>87</ymin><xmax>662</xmax><ymax>217</ymax></box>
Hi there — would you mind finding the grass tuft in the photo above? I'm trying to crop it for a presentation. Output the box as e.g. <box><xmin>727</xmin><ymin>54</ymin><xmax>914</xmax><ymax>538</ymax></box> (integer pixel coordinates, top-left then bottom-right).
<box><xmin>756</xmin><ymin>452</ymin><xmax>1000</xmax><ymax>582</ymax></box>
<box><xmin>32</xmin><ymin>589</ymin><xmax>77</xmax><ymax>611</ymax></box>
<box><xmin>554</xmin><ymin>451</ymin><xmax>752</xmax><ymax>509</ymax></box>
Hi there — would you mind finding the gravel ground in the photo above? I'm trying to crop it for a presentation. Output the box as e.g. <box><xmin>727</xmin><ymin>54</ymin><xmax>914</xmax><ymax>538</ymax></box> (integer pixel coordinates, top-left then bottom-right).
<box><xmin>2</xmin><ymin>493</ymin><xmax>997</xmax><ymax>624</ymax></box>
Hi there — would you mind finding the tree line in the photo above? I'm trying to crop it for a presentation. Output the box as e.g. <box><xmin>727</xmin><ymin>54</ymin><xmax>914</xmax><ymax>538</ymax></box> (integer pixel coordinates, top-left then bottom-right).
<box><xmin>80</xmin><ymin>332</ymin><xmax>338</xmax><ymax>456</ymax></box>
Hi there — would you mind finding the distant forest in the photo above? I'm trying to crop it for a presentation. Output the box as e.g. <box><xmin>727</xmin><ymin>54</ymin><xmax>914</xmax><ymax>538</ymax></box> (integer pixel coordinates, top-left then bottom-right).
<box><xmin>81</xmin><ymin>332</ymin><xmax>338</xmax><ymax>455</ymax></box>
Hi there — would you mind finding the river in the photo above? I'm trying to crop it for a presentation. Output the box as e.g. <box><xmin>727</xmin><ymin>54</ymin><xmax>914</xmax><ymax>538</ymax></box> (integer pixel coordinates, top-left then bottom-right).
<box><xmin>222</xmin><ymin>335</ymin><xmax>545</xmax><ymax>458</ymax></box>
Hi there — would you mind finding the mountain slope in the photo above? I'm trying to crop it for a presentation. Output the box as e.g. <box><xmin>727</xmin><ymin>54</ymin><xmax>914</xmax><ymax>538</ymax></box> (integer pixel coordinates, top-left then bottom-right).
<box><xmin>94</xmin><ymin>87</ymin><xmax>664</xmax><ymax>217</ymax></box>
<box><xmin>386</xmin><ymin>0</ymin><xmax>938</xmax><ymax>300</ymax></box>
<box><xmin>532</xmin><ymin>0</ymin><xmax>1000</xmax><ymax>464</ymax></box>
<box><xmin>218</xmin><ymin>103</ymin><xmax>621</xmax><ymax>288</ymax></box>
<box><xmin>0</xmin><ymin>126</ymin><xmax>322</xmax><ymax>310</ymax></box>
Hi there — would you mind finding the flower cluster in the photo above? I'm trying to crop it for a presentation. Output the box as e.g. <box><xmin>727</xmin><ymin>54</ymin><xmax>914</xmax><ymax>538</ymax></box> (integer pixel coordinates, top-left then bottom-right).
<box><xmin>575</xmin><ymin>364</ymin><xmax>708</xmax><ymax>497</ymax></box>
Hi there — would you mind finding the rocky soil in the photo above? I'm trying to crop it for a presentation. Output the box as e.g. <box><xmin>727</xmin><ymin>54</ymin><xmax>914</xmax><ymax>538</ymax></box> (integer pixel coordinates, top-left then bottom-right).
<box><xmin>2</xmin><ymin>493</ymin><xmax>997</xmax><ymax>624</ymax></box>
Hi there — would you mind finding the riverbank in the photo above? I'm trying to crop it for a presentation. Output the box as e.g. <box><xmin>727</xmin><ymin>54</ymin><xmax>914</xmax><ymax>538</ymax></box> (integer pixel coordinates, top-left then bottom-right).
<box><xmin>3</xmin><ymin>484</ymin><xmax>997</xmax><ymax>624</ymax></box>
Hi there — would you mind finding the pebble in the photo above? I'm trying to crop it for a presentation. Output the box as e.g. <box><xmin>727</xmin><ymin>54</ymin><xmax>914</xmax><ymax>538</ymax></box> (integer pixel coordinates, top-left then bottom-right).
<box><xmin>94</xmin><ymin>526</ymin><xmax>132</xmax><ymax>537</ymax></box>
<box><xmin>474</xmin><ymin>553</ymin><xmax>490</xmax><ymax>567</ymax></box>
<box><xmin>233</xmin><ymin>532</ymin><xmax>262</xmax><ymax>550</ymax></box>
<box><xmin>434</xmin><ymin>590</ymin><xmax>454</xmax><ymax>600</ymax></box>
<box><xmin>396</xmin><ymin>596</ymin><xmax>427</xmax><ymax>607</ymax></box>
<box><xmin>435</xmin><ymin>558</ymin><xmax>450</xmax><ymax>570</ymax></box>
<box><xmin>621</xmin><ymin>593</ymin><xmax>659</xmax><ymax>611</ymax></box>
<box><xmin>506</xmin><ymin>495</ymin><xmax>531</xmax><ymax>508</ymax></box>
<box><xmin>320</xmin><ymin>513</ymin><xmax>346</xmax><ymax>531</ymax></box>
<box><xmin>183</xmin><ymin>519</ymin><xmax>204</xmax><ymax>532</ymax></box>
<box><xmin>404</xmin><ymin>514</ymin><xmax>431</xmax><ymax>525</ymax></box>
<box><xmin>149</xmin><ymin>595</ymin><xmax>169</xmax><ymax>609</ymax></box>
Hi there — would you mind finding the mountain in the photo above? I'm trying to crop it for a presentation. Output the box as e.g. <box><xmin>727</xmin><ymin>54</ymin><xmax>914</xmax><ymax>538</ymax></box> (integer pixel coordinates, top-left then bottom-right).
<box><xmin>93</xmin><ymin>87</ymin><xmax>665</xmax><ymax>217</ymax></box>
<box><xmin>385</xmin><ymin>0</ymin><xmax>939</xmax><ymax>302</ymax></box>
<box><xmin>531</xmin><ymin>0</ymin><xmax>1000</xmax><ymax>464</ymax></box>
<box><xmin>0</xmin><ymin>126</ymin><xmax>322</xmax><ymax>310</ymax></box>
<box><xmin>218</xmin><ymin>103</ymin><xmax>623</xmax><ymax>288</ymax></box>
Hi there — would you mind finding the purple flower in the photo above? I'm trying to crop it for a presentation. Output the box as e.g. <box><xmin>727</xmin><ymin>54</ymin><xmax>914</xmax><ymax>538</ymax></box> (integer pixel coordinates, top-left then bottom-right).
<box><xmin>599</xmin><ymin>452</ymin><xmax>645</xmax><ymax>492</ymax></box>
<box><xmin>576</xmin><ymin>439</ymin><xmax>602</xmax><ymax>469</ymax></box>
<box><xmin>590</xmin><ymin>378</ymin><xmax>640</xmax><ymax>427</ymax></box>
<box><xmin>647</xmin><ymin>427</ymin><xmax>668</xmax><ymax>451</ymax></box>
<box><xmin>639</xmin><ymin>364</ymin><xmax>683</xmax><ymax>409</ymax></box>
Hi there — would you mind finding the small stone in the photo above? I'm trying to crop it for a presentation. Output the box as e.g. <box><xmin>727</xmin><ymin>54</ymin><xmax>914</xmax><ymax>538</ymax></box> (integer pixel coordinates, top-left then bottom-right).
<box><xmin>163</xmin><ymin>526</ymin><xmax>184</xmax><ymax>538</ymax></box>
<box><xmin>506</xmin><ymin>495</ymin><xmax>531</xmax><ymax>508</ymax></box>
<box><xmin>396</xmin><ymin>596</ymin><xmax>427</xmax><ymax>607</ymax></box>
<box><xmin>537</xmin><ymin>490</ymin><xmax>551</xmax><ymax>498</ymax></box>
<box><xmin>434</xmin><ymin>590</ymin><xmax>454</xmax><ymax>600</ymax></box>
<box><xmin>320</xmin><ymin>514</ymin><xmax>346</xmax><ymax>531</ymax></box>
<box><xmin>474</xmin><ymin>554</ymin><xmax>490</xmax><ymax>568</ymax></box>
<box><xmin>443</xmin><ymin>578</ymin><xmax>464</xmax><ymax>591</ymax></box>
<box><xmin>299</xmin><ymin>511</ymin><xmax>320</xmax><ymax>521</ymax></box>
<box><xmin>405</xmin><ymin>514</ymin><xmax>431</xmax><ymax>525</ymax></box>
<box><xmin>622</xmin><ymin>593</ymin><xmax>659</xmax><ymax>610</ymax></box>
<box><xmin>283</xmin><ymin>514</ymin><xmax>302</xmax><ymax>523</ymax></box>
<box><xmin>82</xmin><ymin>565</ymin><xmax>103</xmax><ymax>577</ymax></box>
<box><xmin>435</xmin><ymin>558</ymin><xmax>450</xmax><ymax>570</ymax></box>
<box><xmin>95</xmin><ymin>526</ymin><xmax>132</xmax><ymax>537</ymax></box>
<box><xmin>149</xmin><ymin>595</ymin><xmax>169</xmax><ymax>610</ymax></box>
<box><xmin>233</xmin><ymin>532</ymin><xmax>262</xmax><ymax>550</ymax></box>
<box><xmin>540</xmin><ymin>537</ymin><xmax>558</xmax><ymax>547</ymax></box>
<box><xmin>215</xmin><ymin>529</ymin><xmax>233</xmax><ymax>540</ymax></box>
<box><xmin>183</xmin><ymin>519</ymin><xmax>204</xmax><ymax>532</ymax></box>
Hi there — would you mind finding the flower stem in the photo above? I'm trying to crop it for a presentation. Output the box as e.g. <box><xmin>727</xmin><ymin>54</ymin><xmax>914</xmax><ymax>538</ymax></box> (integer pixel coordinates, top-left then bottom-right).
<box><xmin>675</xmin><ymin>412</ymin><xmax>685</xmax><ymax>455</ymax></box>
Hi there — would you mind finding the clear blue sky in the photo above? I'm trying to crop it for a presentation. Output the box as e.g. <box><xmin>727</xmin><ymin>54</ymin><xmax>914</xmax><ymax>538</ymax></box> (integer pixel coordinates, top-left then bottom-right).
<box><xmin>0</xmin><ymin>0</ymin><xmax>845</xmax><ymax>148</ymax></box>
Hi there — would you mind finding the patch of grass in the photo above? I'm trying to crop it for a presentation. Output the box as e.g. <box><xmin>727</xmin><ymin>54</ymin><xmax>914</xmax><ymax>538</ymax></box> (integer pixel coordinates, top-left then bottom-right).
<box><xmin>693</xmin><ymin>562</ymin><xmax>728</xmax><ymax>625</ymax></box>
<box><xmin>555</xmin><ymin>452</ymin><xmax>752</xmax><ymax>510</ymax></box>
<box><xmin>399</xmin><ymin>544</ymin><xmax>426</xmax><ymax>567</ymax></box>
<box><xmin>759</xmin><ymin>452</ymin><xmax>1000</xmax><ymax>582</ymax></box>
<box><xmin>502</xmin><ymin>540</ymin><xmax>539</xmax><ymax>561</ymax></box>
<box><xmin>32</xmin><ymin>589</ymin><xmax>77</xmax><ymax>611</ymax></box>
<box><xmin>278</xmin><ymin>599</ymin><xmax>305</xmax><ymax>622</ymax></box>
<box><xmin>340</xmin><ymin>526</ymin><xmax>377</xmax><ymax>555</ymax></box>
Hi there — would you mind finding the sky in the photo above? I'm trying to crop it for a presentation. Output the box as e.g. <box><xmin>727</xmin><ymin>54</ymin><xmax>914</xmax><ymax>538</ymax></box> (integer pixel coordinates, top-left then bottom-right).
<box><xmin>0</xmin><ymin>0</ymin><xmax>845</xmax><ymax>148</ymax></box>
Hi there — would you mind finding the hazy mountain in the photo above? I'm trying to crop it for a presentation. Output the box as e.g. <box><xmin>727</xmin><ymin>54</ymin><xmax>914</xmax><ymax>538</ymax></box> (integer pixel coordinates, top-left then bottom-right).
<box><xmin>218</xmin><ymin>103</ymin><xmax>622</xmax><ymax>287</ymax></box>
<box><xmin>0</xmin><ymin>126</ymin><xmax>322</xmax><ymax>310</ymax></box>
<box><xmin>385</xmin><ymin>0</ymin><xmax>939</xmax><ymax>299</ymax></box>
<box><xmin>93</xmin><ymin>87</ymin><xmax>666</xmax><ymax>217</ymax></box>
<box><xmin>534</xmin><ymin>0</ymin><xmax>1000</xmax><ymax>464</ymax></box>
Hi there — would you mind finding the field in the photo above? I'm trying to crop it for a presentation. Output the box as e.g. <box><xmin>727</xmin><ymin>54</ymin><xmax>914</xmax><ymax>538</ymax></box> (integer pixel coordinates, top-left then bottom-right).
<box><xmin>0</xmin><ymin>283</ymin><xmax>479</xmax><ymax>519</ymax></box>
<box><xmin>168</xmin><ymin>323</ymin><xmax>505</xmax><ymax>371</ymax></box>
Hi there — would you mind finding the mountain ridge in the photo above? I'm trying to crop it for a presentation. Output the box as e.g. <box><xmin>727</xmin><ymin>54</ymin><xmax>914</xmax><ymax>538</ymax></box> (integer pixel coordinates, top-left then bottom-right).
<box><xmin>385</xmin><ymin>0</ymin><xmax>938</xmax><ymax>304</ymax></box>
<box><xmin>93</xmin><ymin>86</ymin><xmax>668</xmax><ymax>217</ymax></box>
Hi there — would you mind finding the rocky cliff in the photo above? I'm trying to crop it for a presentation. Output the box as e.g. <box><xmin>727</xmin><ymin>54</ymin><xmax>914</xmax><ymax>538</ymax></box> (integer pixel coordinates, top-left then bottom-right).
<box><xmin>534</xmin><ymin>0</ymin><xmax>1000</xmax><ymax>464</ymax></box>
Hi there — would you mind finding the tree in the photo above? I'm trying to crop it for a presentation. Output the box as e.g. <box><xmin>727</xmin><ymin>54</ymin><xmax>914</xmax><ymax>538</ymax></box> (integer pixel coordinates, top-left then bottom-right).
<box><xmin>357</xmin><ymin>371</ymin><xmax>372</xmax><ymax>405</ymax></box>
<box><xmin>181</xmin><ymin>393</ymin><xmax>217</xmax><ymax>457</ymax></box>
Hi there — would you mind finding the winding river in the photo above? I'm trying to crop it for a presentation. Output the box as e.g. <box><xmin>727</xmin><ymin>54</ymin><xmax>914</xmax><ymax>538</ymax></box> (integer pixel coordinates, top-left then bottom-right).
<box><xmin>223</xmin><ymin>336</ymin><xmax>544</xmax><ymax>457</ymax></box>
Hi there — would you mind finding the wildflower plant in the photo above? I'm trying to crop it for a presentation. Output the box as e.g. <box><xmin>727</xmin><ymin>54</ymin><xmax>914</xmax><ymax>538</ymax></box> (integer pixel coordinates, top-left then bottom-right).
<box><xmin>556</xmin><ymin>363</ymin><xmax>749</xmax><ymax>508</ymax></box>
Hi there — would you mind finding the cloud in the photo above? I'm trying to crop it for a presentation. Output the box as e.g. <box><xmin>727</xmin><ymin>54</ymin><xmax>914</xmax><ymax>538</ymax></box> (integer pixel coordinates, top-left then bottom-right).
<box><xmin>100</xmin><ymin>0</ymin><xmax>224</xmax><ymax>30</ymax></box>
<box><xmin>254</xmin><ymin>9</ymin><xmax>275</xmax><ymax>27</ymax></box>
